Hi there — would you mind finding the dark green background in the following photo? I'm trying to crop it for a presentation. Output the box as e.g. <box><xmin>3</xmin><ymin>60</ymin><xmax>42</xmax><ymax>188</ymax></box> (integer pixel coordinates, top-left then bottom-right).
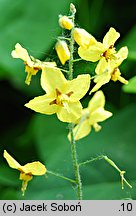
<box><xmin>0</xmin><ymin>0</ymin><xmax>136</xmax><ymax>199</ymax></box>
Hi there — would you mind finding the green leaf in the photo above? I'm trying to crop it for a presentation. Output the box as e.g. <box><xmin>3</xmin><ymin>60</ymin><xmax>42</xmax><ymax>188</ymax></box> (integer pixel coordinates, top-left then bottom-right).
<box><xmin>123</xmin><ymin>76</ymin><xmax>136</xmax><ymax>93</ymax></box>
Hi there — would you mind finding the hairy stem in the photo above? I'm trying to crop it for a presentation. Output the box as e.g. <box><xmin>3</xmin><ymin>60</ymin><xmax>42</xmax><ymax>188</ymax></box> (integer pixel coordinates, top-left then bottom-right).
<box><xmin>68</xmin><ymin>4</ymin><xmax>83</xmax><ymax>200</ymax></box>
<box><xmin>46</xmin><ymin>170</ymin><xmax>76</xmax><ymax>184</ymax></box>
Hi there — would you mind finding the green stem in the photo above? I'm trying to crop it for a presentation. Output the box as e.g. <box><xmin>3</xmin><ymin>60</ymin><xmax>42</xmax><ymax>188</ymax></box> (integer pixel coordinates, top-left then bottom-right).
<box><xmin>103</xmin><ymin>156</ymin><xmax>132</xmax><ymax>189</ymax></box>
<box><xmin>46</xmin><ymin>170</ymin><xmax>76</xmax><ymax>184</ymax></box>
<box><xmin>79</xmin><ymin>155</ymin><xmax>132</xmax><ymax>189</ymax></box>
<box><xmin>79</xmin><ymin>155</ymin><xmax>104</xmax><ymax>166</ymax></box>
<box><xmin>68</xmin><ymin>124</ymin><xmax>83</xmax><ymax>199</ymax></box>
<box><xmin>67</xmin><ymin>4</ymin><xmax>83</xmax><ymax>200</ymax></box>
<box><xmin>73</xmin><ymin>58</ymin><xmax>82</xmax><ymax>62</ymax></box>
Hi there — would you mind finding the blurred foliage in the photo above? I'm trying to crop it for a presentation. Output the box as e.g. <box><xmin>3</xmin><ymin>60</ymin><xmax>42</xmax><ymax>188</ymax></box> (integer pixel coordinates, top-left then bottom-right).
<box><xmin>123</xmin><ymin>76</ymin><xmax>136</xmax><ymax>93</ymax></box>
<box><xmin>0</xmin><ymin>0</ymin><xmax>136</xmax><ymax>200</ymax></box>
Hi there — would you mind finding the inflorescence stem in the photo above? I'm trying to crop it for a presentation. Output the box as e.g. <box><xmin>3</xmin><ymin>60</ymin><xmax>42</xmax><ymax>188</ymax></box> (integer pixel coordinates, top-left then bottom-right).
<box><xmin>68</xmin><ymin>4</ymin><xmax>83</xmax><ymax>200</ymax></box>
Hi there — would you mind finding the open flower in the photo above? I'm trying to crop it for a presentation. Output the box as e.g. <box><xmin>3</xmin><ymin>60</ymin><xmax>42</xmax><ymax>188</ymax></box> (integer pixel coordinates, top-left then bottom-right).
<box><xmin>25</xmin><ymin>66</ymin><xmax>90</xmax><ymax>123</ymax></box>
<box><xmin>90</xmin><ymin>47</ymin><xmax>128</xmax><ymax>93</ymax></box>
<box><xmin>68</xmin><ymin>91</ymin><xmax>112</xmax><ymax>141</ymax></box>
<box><xmin>3</xmin><ymin>150</ymin><xmax>46</xmax><ymax>195</ymax></box>
<box><xmin>11</xmin><ymin>43</ymin><xmax>56</xmax><ymax>85</ymax></box>
<box><xmin>78</xmin><ymin>27</ymin><xmax>120</xmax><ymax>62</ymax></box>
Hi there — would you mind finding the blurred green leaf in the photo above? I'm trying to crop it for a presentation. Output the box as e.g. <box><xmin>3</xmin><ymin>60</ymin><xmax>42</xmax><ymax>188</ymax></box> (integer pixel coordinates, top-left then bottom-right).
<box><xmin>120</xmin><ymin>25</ymin><xmax>136</xmax><ymax>61</ymax></box>
<box><xmin>0</xmin><ymin>0</ymin><xmax>78</xmax><ymax>90</ymax></box>
<box><xmin>0</xmin><ymin>165</ymin><xmax>19</xmax><ymax>187</ymax></box>
<box><xmin>0</xmin><ymin>188</ymin><xmax>20</xmax><ymax>200</ymax></box>
<box><xmin>123</xmin><ymin>76</ymin><xmax>136</xmax><ymax>93</ymax></box>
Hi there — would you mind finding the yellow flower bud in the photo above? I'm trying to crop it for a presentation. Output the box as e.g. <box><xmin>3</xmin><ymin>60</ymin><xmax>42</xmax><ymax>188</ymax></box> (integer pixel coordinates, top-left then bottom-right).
<box><xmin>72</xmin><ymin>28</ymin><xmax>97</xmax><ymax>48</ymax></box>
<box><xmin>55</xmin><ymin>40</ymin><xmax>70</xmax><ymax>65</ymax></box>
<box><xmin>59</xmin><ymin>15</ymin><xmax>74</xmax><ymax>30</ymax></box>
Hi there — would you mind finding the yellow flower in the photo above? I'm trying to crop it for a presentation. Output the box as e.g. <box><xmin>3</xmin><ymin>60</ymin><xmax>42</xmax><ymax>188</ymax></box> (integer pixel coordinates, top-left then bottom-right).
<box><xmin>68</xmin><ymin>91</ymin><xmax>112</xmax><ymax>141</ymax></box>
<box><xmin>11</xmin><ymin>43</ymin><xmax>56</xmax><ymax>85</ymax></box>
<box><xmin>90</xmin><ymin>47</ymin><xmax>128</xmax><ymax>93</ymax></box>
<box><xmin>3</xmin><ymin>150</ymin><xmax>46</xmax><ymax>195</ymax></box>
<box><xmin>72</xmin><ymin>28</ymin><xmax>97</xmax><ymax>48</ymax></box>
<box><xmin>25</xmin><ymin>66</ymin><xmax>90</xmax><ymax>123</ymax></box>
<box><xmin>55</xmin><ymin>40</ymin><xmax>70</xmax><ymax>65</ymax></box>
<box><xmin>59</xmin><ymin>15</ymin><xmax>74</xmax><ymax>30</ymax></box>
<box><xmin>78</xmin><ymin>27</ymin><xmax>120</xmax><ymax>62</ymax></box>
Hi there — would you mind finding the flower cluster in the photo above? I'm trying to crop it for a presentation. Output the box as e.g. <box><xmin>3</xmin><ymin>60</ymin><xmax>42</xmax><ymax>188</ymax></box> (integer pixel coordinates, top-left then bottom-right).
<box><xmin>5</xmin><ymin>3</ymin><xmax>129</xmax><ymax>195</ymax></box>
<box><xmin>10</xmin><ymin>14</ymin><xmax>128</xmax><ymax>141</ymax></box>
<box><xmin>73</xmin><ymin>27</ymin><xmax>128</xmax><ymax>93</ymax></box>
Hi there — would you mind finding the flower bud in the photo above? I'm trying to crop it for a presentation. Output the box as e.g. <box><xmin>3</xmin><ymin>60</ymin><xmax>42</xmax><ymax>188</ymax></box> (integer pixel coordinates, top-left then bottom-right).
<box><xmin>72</xmin><ymin>28</ymin><xmax>97</xmax><ymax>48</ymax></box>
<box><xmin>55</xmin><ymin>40</ymin><xmax>70</xmax><ymax>65</ymax></box>
<box><xmin>59</xmin><ymin>16</ymin><xmax>74</xmax><ymax>30</ymax></box>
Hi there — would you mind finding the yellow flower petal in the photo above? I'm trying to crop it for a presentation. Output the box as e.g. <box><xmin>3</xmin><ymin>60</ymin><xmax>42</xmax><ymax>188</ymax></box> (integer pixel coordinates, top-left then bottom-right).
<box><xmin>55</xmin><ymin>40</ymin><xmax>70</xmax><ymax>65</ymax></box>
<box><xmin>78</xmin><ymin>42</ymin><xmax>104</xmax><ymax>62</ymax></box>
<box><xmin>3</xmin><ymin>150</ymin><xmax>21</xmax><ymax>170</ymax></box>
<box><xmin>42</xmin><ymin>62</ymin><xmax>57</xmax><ymax>67</ymax></box>
<box><xmin>88</xmin><ymin>91</ymin><xmax>105</xmax><ymax>113</ymax></box>
<box><xmin>90</xmin><ymin>72</ymin><xmax>111</xmax><ymax>94</ymax></box>
<box><xmin>11</xmin><ymin>43</ymin><xmax>31</xmax><ymax>63</ymax></box>
<box><xmin>111</xmin><ymin>46</ymin><xmax>128</xmax><ymax>68</ymax></box>
<box><xmin>103</xmin><ymin>27</ymin><xmax>120</xmax><ymax>48</ymax></box>
<box><xmin>41</xmin><ymin>67</ymin><xmax>67</xmax><ymax>93</ymax></box>
<box><xmin>117</xmin><ymin>76</ymin><xmax>128</xmax><ymax>84</ymax></box>
<box><xmin>66</xmin><ymin>74</ymin><xmax>91</xmax><ymax>100</ymax></box>
<box><xmin>22</xmin><ymin>162</ymin><xmax>46</xmax><ymax>175</ymax></box>
<box><xmin>89</xmin><ymin>107</ymin><xmax>112</xmax><ymax>123</ymax></box>
<box><xmin>68</xmin><ymin>91</ymin><xmax>112</xmax><ymax>140</ymax></box>
<box><xmin>89</xmin><ymin>58</ymin><xmax>111</xmax><ymax>93</ymax></box>
<box><xmin>25</xmin><ymin>94</ymin><xmax>58</xmax><ymax>115</ymax></box>
<box><xmin>68</xmin><ymin>119</ymin><xmax>91</xmax><ymax>141</ymax></box>
<box><xmin>95</xmin><ymin>57</ymin><xmax>109</xmax><ymax>75</ymax></box>
<box><xmin>57</xmin><ymin>101</ymin><xmax>82</xmax><ymax>123</ymax></box>
<box><xmin>93</xmin><ymin>123</ymin><xmax>101</xmax><ymax>132</ymax></box>
<box><xmin>72</xmin><ymin>28</ymin><xmax>97</xmax><ymax>48</ymax></box>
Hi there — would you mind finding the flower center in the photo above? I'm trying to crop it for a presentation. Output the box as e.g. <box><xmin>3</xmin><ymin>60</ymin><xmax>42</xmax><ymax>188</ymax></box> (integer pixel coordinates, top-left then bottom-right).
<box><xmin>50</xmin><ymin>88</ymin><xmax>73</xmax><ymax>107</ymax></box>
<box><xmin>101</xmin><ymin>45</ymin><xmax>116</xmax><ymax>61</ymax></box>
<box><xmin>111</xmin><ymin>67</ymin><xmax>121</xmax><ymax>81</ymax></box>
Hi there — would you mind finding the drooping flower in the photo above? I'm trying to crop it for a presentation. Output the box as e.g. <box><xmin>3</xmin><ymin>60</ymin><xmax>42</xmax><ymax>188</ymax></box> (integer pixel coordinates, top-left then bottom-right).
<box><xmin>3</xmin><ymin>150</ymin><xmax>46</xmax><ymax>195</ymax></box>
<box><xmin>59</xmin><ymin>15</ymin><xmax>74</xmax><ymax>30</ymax></box>
<box><xmin>11</xmin><ymin>43</ymin><xmax>56</xmax><ymax>85</ymax></box>
<box><xmin>55</xmin><ymin>40</ymin><xmax>70</xmax><ymax>65</ymax></box>
<box><xmin>90</xmin><ymin>47</ymin><xmax>128</xmax><ymax>93</ymax></box>
<box><xmin>25</xmin><ymin>66</ymin><xmax>90</xmax><ymax>123</ymax></box>
<box><xmin>77</xmin><ymin>27</ymin><xmax>120</xmax><ymax>62</ymax></box>
<box><xmin>68</xmin><ymin>91</ymin><xmax>112</xmax><ymax>141</ymax></box>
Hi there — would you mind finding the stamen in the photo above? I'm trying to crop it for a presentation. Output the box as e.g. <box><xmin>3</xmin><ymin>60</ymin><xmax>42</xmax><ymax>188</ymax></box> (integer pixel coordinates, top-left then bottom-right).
<box><xmin>50</xmin><ymin>99</ymin><xmax>57</xmax><ymax>105</ymax></box>
<box><xmin>66</xmin><ymin>91</ymin><xmax>74</xmax><ymax>97</ymax></box>
<box><xmin>56</xmin><ymin>88</ymin><xmax>62</xmax><ymax>96</ymax></box>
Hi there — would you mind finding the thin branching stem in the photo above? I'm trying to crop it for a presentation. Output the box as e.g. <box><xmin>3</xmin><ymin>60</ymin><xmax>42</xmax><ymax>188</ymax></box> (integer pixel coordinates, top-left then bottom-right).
<box><xmin>79</xmin><ymin>155</ymin><xmax>132</xmax><ymax>189</ymax></box>
<box><xmin>46</xmin><ymin>170</ymin><xmax>76</xmax><ymax>184</ymax></box>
